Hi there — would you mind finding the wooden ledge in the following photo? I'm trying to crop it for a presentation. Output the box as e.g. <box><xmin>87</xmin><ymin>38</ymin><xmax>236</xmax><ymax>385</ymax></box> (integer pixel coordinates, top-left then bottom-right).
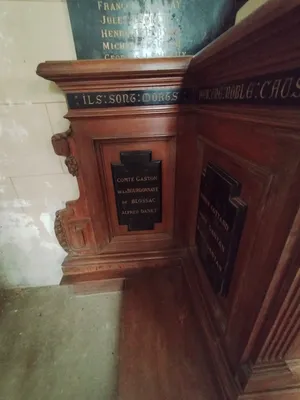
<box><xmin>36</xmin><ymin>57</ymin><xmax>191</xmax><ymax>82</ymax></box>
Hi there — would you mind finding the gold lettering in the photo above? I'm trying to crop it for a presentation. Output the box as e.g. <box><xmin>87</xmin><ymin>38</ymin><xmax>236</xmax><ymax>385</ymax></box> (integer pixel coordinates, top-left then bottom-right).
<box><xmin>102</xmin><ymin>2</ymin><xmax>124</xmax><ymax>11</ymax></box>
<box><xmin>102</xmin><ymin>41</ymin><xmax>134</xmax><ymax>50</ymax></box>
<box><xmin>206</xmin><ymin>245</ymin><xmax>222</xmax><ymax>271</ymax></box>
<box><xmin>200</xmin><ymin>193</ymin><xmax>210</xmax><ymax>207</ymax></box>
<box><xmin>270</xmin><ymin>79</ymin><xmax>282</xmax><ymax>99</ymax></box>
<box><xmin>158</xmin><ymin>93</ymin><xmax>165</xmax><ymax>102</ymax></box>
<box><xmin>116</xmin><ymin>177</ymin><xmax>134</xmax><ymax>183</ymax></box>
<box><xmin>136</xmin><ymin>176</ymin><xmax>158</xmax><ymax>182</ymax></box>
<box><xmin>105</xmin><ymin>54</ymin><xmax>125</xmax><ymax>59</ymax></box>
<box><xmin>239</xmin><ymin>84</ymin><xmax>246</xmax><ymax>99</ymax></box>
<box><xmin>121</xmin><ymin>93</ymin><xmax>129</xmax><ymax>104</ymax></box>
<box><xmin>172</xmin><ymin>92</ymin><xmax>179</xmax><ymax>101</ymax></box>
<box><xmin>152</xmin><ymin>92</ymin><xmax>158</xmax><ymax>102</ymax></box>
<box><xmin>142</xmin><ymin>93</ymin><xmax>151</xmax><ymax>102</ymax></box>
<box><xmin>208</xmin><ymin>225</ymin><xmax>225</xmax><ymax>252</ymax></box>
<box><xmin>100</xmin><ymin>15</ymin><xmax>125</xmax><ymax>24</ymax></box>
<box><xmin>115</xmin><ymin>94</ymin><xmax>122</xmax><ymax>104</ymax></box>
<box><xmin>234</xmin><ymin>85</ymin><xmax>242</xmax><ymax>99</ymax></box>
<box><xmin>230</xmin><ymin>86</ymin><xmax>236</xmax><ymax>99</ymax></box>
<box><xmin>281</xmin><ymin>77</ymin><xmax>293</xmax><ymax>98</ymax></box>
<box><xmin>96</xmin><ymin>95</ymin><xmax>102</xmax><ymax>105</ymax></box>
<box><xmin>246</xmin><ymin>82</ymin><xmax>255</xmax><ymax>99</ymax></box>
<box><xmin>129</xmin><ymin>93</ymin><xmax>136</xmax><ymax>103</ymax></box>
<box><xmin>141</xmin><ymin>208</ymin><xmax>158</xmax><ymax>214</ymax></box>
<box><xmin>101</xmin><ymin>29</ymin><xmax>108</xmax><ymax>38</ymax></box>
<box><xmin>101</xmin><ymin>29</ymin><xmax>127</xmax><ymax>38</ymax></box>
<box><xmin>210</xmin><ymin>205</ymin><xmax>229</xmax><ymax>231</ymax></box>
<box><xmin>117</xmin><ymin>187</ymin><xmax>159</xmax><ymax>194</ymax></box>
<box><xmin>225</xmin><ymin>86</ymin><xmax>231</xmax><ymax>99</ymax></box>
<box><xmin>122</xmin><ymin>210</ymin><xmax>139</xmax><ymax>215</ymax></box>
<box><xmin>131</xmin><ymin>198</ymin><xmax>156</xmax><ymax>204</ymax></box>
<box><xmin>291</xmin><ymin>77</ymin><xmax>300</xmax><ymax>98</ymax></box>
<box><xmin>87</xmin><ymin>95</ymin><xmax>95</xmax><ymax>105</ymax></box>
<box><xmin>260</xmin><ymin>80</ymin><xmax>271</xmax><ymax>99</ymax></box>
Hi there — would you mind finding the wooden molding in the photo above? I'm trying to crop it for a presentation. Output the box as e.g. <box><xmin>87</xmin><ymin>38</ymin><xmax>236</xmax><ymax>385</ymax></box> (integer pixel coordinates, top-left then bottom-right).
<box><xmin>37</xmin><ymin>57</ymin><xmax>191</xmax><ymax>81</ymax></box>
<box><xmin>183</xmin><ymin>249</ymin><xmax>240</xmax><ymax>399</ymax></box>
<box><xmin>240</xmin><ymin>361</ymin><xmax>300</xmax><ymax>400</ymax></box>
<box><xmin>61</xmin><ymin>248</ymin><xmax>184</xmax><ymax>283</ymax></box>
<box><xmin>258</xmin><ymin>269</ymin><xmax>300</xmax><ymax>363</ymax></box>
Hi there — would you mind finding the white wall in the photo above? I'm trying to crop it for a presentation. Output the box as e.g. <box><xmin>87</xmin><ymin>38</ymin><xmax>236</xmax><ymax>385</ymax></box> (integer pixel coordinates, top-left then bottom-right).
<box><xmin>0</xmin><ymin>0</ymin><xmax>78</xmax><ymax>287</ymax></box>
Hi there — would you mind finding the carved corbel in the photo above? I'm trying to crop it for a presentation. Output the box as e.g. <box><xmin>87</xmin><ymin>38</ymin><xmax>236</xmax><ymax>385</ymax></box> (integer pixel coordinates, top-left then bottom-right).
<box><xmin>51</xmin><ymin>128</ymin><xmax>72</xmax><ymax>157</ymax></box>
<box><xmin>54</xmin><ymin>211</ymin><xmax>69</xmax><ymax>253</ymax></box>
<box><xmin>52</xmin><ymin>128</ymin><xmax>79</xmax><ymax>177</ymax></box>
<box><xmin>65</xmin><ymin>155</ymin><xmax>79</xmax><ymax>177</ymax></box>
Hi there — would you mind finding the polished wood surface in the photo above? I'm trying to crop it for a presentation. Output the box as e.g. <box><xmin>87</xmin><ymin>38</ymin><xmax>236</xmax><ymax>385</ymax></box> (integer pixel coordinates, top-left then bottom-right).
<box><xmin>37</xmin><ymin>57</ymin><xmax>190</xmax><ymax>277</ymax></box>
<box><xmin>37</xmin><ymin>57</ymin><xmax>191</xmax><ymax>82</ymax></box>
<box><xmin>117</xmin><ymin>267</ymin><xmax>220</xmax><ymax>400</ymax></box>
<box><xmin>178</xmin><ymin>1</ymin><xmax>300</xmax><ymax>398</ymax></box>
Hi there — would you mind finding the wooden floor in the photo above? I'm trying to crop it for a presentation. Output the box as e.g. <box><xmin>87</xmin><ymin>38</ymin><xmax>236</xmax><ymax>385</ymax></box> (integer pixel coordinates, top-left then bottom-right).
<box><xmin>117</xmin><ymin>266</ymin><xmax>220</xmax><ymax>400</ymax></box>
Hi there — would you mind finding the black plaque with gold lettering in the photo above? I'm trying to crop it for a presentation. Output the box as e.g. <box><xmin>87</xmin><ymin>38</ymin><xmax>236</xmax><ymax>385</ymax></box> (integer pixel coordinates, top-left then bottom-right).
<box><xmin>196</xmin><ymin>163</ymin><xmax>247</xmax><ymax>296</ymax></box>
<box><xmin>67</xmin><ymin>0</ymin><xmax>235</xmax><ymax>59</ymax></box>
<box><xmin>111</xmin><ymin>151</ymin><xmax>162</xmax><ymax>231</ymax></box>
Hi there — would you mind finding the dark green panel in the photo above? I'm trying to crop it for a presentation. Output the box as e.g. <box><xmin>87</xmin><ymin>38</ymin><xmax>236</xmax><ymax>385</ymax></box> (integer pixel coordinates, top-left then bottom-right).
<box><xmin>66</xmin><ymin>0</ymin><xmax>235</xmax><ymax>59</ymax></box>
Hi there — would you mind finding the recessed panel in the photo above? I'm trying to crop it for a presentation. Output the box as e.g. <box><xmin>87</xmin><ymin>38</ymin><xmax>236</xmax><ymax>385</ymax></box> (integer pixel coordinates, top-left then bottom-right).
<box><xmin>96</xmin><ymin>138</ymin><xmax>175</xmax><ymax>239</ymax></box>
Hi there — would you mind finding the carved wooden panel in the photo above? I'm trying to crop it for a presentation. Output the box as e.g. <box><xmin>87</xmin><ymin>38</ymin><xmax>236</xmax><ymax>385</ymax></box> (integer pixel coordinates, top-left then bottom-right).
<box><xmin>175</xmin><ymin>3</ymin><xmax>300</xmax><ymax>396</ymax></box>
<box><xmin>37</xmin><ymin>58</ymin><xmax>188</xmax><ymax>275</ymax></box>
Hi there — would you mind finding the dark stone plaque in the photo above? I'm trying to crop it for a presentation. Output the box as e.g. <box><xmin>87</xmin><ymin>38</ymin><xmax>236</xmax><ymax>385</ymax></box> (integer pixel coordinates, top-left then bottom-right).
<box><xmin>111</xmin><ymin>151</ymin><xmax>162</xmax><ymax>231</ymax></box>
<box><xmin>66</xmin><ymin>0</ymin><xmax>235</xmax><ymax>59</ymax></box>
<box><xmin>196</xmin><ymin>163</ymin><xmax>247</xmax><ymax>296</ymax></box>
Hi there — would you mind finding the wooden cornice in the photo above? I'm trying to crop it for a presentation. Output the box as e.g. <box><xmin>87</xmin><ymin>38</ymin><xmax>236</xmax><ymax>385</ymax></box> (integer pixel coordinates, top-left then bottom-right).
<box><xmin>36</xmin><ymin>57</ymin><xmax>191</xmax><ymax>83</ymax></box>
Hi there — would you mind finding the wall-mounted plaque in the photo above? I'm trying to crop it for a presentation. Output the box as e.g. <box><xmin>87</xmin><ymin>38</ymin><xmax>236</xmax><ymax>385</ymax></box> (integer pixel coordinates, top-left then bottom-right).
<box><xmin>111</xmin><ymin>151</ymin><xmax>162</xmax><ymax>231</ymax></box>
<box><xmin>67</xmin><ymin>0</ymin><xmax>235</xmax><ymax>59</ymax></box>
<box><xmin>196</xmin><ymin>163</ymin><xmax>247</xmax><ymax>296</ymax></box>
